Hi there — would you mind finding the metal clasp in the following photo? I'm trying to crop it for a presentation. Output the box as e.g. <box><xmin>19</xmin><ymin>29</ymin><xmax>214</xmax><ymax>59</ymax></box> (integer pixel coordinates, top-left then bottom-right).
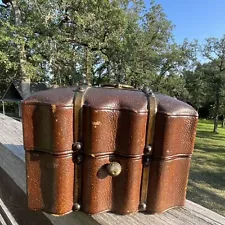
<box><xmin>101</xmin><ymin>83</ymin><xmax>134</xmax><ymax>90</ymax></box>
<box><xmin>140</xmin><ymin>92</ymin><xmax>157</xmax><ymax>210</ymax></box>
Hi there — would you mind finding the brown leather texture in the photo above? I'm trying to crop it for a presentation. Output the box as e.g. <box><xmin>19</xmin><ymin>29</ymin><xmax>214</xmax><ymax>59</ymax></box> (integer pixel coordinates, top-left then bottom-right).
<box><xmin>23</xmin><ymin>105</ymin><xmax>73</xmax><ymax>153</ymax></box>
<box><xmin>82</xmin><ymin>155</ymin><xmax>142</xmax><ymax>214</ymax></box>
<box><xmin>23</xmin><ymin>87</ymin><xmax>77</xmax><ymax>106</ymax></box>
<box><xmin>147</xmin><ymin>157</ymin><xmax>191</xmax><ymax>213</ymax></box>
<box><xmin>144</xmin><ymin>94</ymin><xmax>198</xmax><ymax>213</ymax></box>
<box><xmin>22</xmin><ymin>87</ymin><xmax>198</xmax><ymax>216</ymax></box>
<box><xmin>25</xmin><ymin>151</ymin><xmax>74</xmax><ymax>215</ymax></box>
<box><xmin>83</xmin><ymin>107</ymin><xmax>147</xmax><ymax>156</ymax></box>
<box><xmin>152</xmin><ymin>114</ymin><xmax>198</xmax><ymax>158</ymax></box>
<box><xmin>82</xmin><ymin>87</ymin><xmax>147</xmax><ymax>214</ymax></box>
<box><xmin>155</xmin><ymin>94</ymin><xmax>198</xmax><ymax>116</ymax></box>
<box><xmin>84</xmin><ymin>87</ymin><xmax>148</xmax><ymax>113</ymax></box>
<box><xmin>23</xmin><ymin>87</ymin><xmax>75</xmax><ymax>153</ymax></box>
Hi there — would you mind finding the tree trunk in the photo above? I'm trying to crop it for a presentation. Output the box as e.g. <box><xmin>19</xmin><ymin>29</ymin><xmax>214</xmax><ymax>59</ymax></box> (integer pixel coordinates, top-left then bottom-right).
<box><xmin>85</xmin><ymin>47</ymin><xmax>91</xmax><ymax>85</ymax></box>
<box><xmin>117</xmin><ymin>60</ymin><xmax>122</xmax><ymax>84</ymax></box>
<box><xmin>20</xmin><ymin>43</ymin><xmax>30</xmax><ymax>99</ymax></box>
<box><xmin>222</xmin><ymin>119</ymin><xmax>225</xmax><ymax>128</ymax></box>
<box><xmin>221</xmin><ymin>115</ymin><xmax>225</xmax><ymax>128</ymax></box>
<box><xmin>213</xmin><ymin>115</ymin><xmax>218</xmax><ymax>133</ymax></box>
<box><xmin>13</xmin><ymin>0</ymin><xmax>30</xmax><ymax>99</ymax></box>
<box><xmin>213</xmin><ymin>92</ymin><xmax>220</xmax><ymax>133</ymax></box>
<box><xmin>107</xmin><ymin>62</ymin><xmax>111</xmax><ymax>78</ymax></box>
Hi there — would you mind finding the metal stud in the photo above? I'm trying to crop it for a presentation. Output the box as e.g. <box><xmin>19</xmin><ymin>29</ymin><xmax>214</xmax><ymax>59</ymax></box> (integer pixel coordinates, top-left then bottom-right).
<box><xmin>145</xmin><ymin>145</ymin><xmax>152</xmax><ymax>154</ymax></box>
<box><xmin>73</xmin><ymin>142</ymin><xmax>82</xmax><ymax>151</ymax></box>
<box><xmin>76</xmin><ymin>155</ymin><xmax>83</xmax><ymax>164</ymax></box>
<box><xmin>143</xmin><ymin>156</ymin><xmax>150</xmax><ymax>166</ymax></box>
<box><xmin>74</xmin><ymin>203</ymin><xmax>81</xmax><ymax>211</ymax></box>
<box><xmin>106</xmin><ymin>162</ymin><xmax>122</xmax><ymax>177</ymax></box>
<box><xmin>139</xmin><ymin>202</ymin><xmax>146</xmax><ymax>211</ymax></box>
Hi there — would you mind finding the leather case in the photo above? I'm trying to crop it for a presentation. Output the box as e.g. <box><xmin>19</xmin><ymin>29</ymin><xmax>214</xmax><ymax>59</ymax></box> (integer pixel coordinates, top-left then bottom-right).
<box><xmin>22</xmin><ymin>86</ymin><xmax>198</xmax><ymax>215</ymax></box>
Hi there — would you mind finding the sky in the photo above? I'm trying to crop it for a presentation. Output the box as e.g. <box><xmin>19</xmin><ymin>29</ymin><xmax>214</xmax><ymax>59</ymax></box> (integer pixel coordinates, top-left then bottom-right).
<box><xmin>145</xmin><ymin>0</ymin><xmax>225</xmax><ymax>44</ymax></box>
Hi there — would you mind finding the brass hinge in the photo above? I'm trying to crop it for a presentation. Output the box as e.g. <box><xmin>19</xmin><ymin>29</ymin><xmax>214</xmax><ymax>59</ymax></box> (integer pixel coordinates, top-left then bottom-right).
<box><xmin>73</xmin><ymin>86</ymin><xmax>90</xmax><ymax>211</ymax></box>
<box><xmin>139</xmin><ymin>91</ymin><xmax>157</xmax><ymax>211</ymax></box>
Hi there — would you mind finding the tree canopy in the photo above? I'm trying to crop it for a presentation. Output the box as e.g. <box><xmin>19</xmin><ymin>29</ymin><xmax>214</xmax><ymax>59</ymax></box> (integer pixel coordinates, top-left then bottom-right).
<box><xmin>1</xmin><ymin>0</ymin><xmax>225</xmax><ymax>132</ymax></box>
<box><xmin>0</xmin><ymin>0</ymin><xmax>193</xmax><ymax>89</ymax></box>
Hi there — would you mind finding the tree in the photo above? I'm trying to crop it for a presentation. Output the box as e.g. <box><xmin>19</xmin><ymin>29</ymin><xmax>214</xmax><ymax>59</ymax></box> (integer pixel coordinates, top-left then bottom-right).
<box><xmin>201</xmin><ymin>36</ymin><xmax>225</xmax><ymax>132</ymax></box>
<box><xmin>184</xmin><ymin>65</ymin><xmax>207</xmax><ymax>111</ymax></box>
<box><xmin>0</xmin><ymin>0</ymin><xmax>196</xmax><ymax>100</ymax></box>
<box><xmin>0</xmin><ymin>0</ymin><xmax>53</xmax><ymax>97</ymax></box>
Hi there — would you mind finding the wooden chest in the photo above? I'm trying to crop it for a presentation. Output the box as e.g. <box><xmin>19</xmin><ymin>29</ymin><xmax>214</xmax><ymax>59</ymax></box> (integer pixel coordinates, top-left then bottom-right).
<box><xmin>22</xmin><ymin>86</ymin><xmax>198</xmax><ymax>215</ymax></box>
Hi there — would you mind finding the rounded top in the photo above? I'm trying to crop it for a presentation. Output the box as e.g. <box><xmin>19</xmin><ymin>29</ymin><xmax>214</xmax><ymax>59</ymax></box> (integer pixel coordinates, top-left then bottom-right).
<box><xmin>155</xmin><ymin>94</ymin><xmax>198</xmax><ymax>117</ymax></box>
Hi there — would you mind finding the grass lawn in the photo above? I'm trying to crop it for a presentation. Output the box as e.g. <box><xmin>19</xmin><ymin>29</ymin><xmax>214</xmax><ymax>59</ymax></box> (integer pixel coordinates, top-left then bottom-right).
<box><xmin>187</xmin><ymin>119</ymin><xmax>225</xmax><ymax>216</ymax></box>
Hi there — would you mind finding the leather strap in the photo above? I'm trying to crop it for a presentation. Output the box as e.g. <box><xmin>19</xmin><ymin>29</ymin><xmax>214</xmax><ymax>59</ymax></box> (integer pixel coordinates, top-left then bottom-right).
<box><xmin>140</xmin><ymin>93</ymin><xmax>157</xmax><ymax>208</ymax></box>
<box><xmin>73</xmin><ymin>86</ymin><xmax>90</xmax><ymax>209</ymax></box>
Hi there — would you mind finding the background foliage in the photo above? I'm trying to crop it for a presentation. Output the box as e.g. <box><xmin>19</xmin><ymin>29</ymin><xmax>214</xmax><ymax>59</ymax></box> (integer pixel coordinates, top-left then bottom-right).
<box><xmin>1</xmin><ymin>0</ymin><xmax>225</xmax><ymax>131</ymax></box>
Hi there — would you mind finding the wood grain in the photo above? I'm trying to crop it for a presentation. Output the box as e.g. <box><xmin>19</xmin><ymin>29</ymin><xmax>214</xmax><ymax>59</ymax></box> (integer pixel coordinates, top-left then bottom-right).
<box><xmin>0</xmin><ymin>113</ymin><xmax>224</xmax><ymax>225</ymax></box>
<box><xmin>0</xmin><ymin>197</ymin><xmax>19</xmax><ymax>225</ymax></box>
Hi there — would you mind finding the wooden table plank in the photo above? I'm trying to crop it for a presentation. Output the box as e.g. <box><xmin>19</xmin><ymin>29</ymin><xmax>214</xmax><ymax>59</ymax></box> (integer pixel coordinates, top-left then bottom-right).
<box><xmin>0</xmin><ymin>113</ymin><xmax>224</xmax><ymax>225</ymax></box>
<box><xmin>0</xmin><ymin>214</ymin><xmax>7</xmax><ymax>225</ymax></box>
<box><xmin>0</xmin><ymin>197</ymin><xmax>19</xmax><ymax>225</ymax></box>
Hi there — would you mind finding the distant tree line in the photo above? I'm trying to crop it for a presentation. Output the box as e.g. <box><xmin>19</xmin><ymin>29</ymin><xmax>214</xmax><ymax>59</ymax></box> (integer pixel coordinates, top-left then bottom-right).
<box><xmin>0</xmin><ymin>0</ymin><xmax>225</xmax><ymax>132</ymax></box>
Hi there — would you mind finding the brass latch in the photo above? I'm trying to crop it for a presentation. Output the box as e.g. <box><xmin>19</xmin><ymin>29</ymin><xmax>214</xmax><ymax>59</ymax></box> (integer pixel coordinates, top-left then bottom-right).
<box><xmin>139</xmin><ymin>91</ymin><xmax>157</xmax><ymax>211</ymax></box>
<box><xmin>73</xmin><ymin>86</ymin><xmax>90</xmax><ymax>211</ymax></box>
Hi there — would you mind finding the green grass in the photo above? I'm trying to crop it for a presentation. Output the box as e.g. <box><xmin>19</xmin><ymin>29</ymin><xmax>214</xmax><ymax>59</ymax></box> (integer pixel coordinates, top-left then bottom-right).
<box><xmin>187</xmin><ymin>119</ymin><xmax>225</xmax><ymax>216</ymax></box>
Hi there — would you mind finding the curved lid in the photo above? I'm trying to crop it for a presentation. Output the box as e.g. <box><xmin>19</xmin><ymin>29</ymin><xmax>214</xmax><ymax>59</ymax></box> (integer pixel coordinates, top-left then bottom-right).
<box><xmin>155</xmin><ymin>94</ymin><xmax>198</xmax><ymax>117</ymax></box>
<box><xmin>84</xmin><ymin>87</ymin><xmax>148</xmax><ymax>113</ymax></box>
<box><xmin>23</xmin><ymin>87</ymin><xmax>197</xmax><ymax>116</ymax></box>
<box><xmin>23</xmin><ymin>87</ymin><xmax>77</xmax><ymax>107</ymax></box>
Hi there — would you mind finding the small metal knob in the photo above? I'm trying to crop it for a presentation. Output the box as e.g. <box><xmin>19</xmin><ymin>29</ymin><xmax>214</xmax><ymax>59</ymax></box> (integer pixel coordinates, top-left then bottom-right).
<box><xmin>73</xmin><ymin>203</ymin><xmax>81</xmax><ymax>211</ymax></box>
<box><xmin>76</xmin><ymin>155</ymin><xmax>83</xmax><ymax>164</ymax></box>
<box><xmin>106</xmin><ymin>162</ymin><xmax>122</xmax><ymax>177</ymax></box>
<box><xmin>139</xmin><ymin>202</ymin><xmax>146</xmax><ymax>211</ymax></box>
<box><xmin>145</xmin><ymin>145</ymin><xmax>152</xmax><ymax>154</ymax></box>
<box><xmin>73</xmin><ymin>142</ymin><xmax>82</xmax><ymax>151</ymax></box>
<box><xmin>143</xmin><ymin>156</ymin><xmax>150</xmax><ymax>166</ymax></box>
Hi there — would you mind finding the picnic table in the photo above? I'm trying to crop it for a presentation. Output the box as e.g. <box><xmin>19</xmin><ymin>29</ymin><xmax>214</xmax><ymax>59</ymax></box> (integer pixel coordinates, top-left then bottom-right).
<box><xmin>0</xmin><ymin>113</ymin><xmax>224</xmax><ymax>225</ymax></box>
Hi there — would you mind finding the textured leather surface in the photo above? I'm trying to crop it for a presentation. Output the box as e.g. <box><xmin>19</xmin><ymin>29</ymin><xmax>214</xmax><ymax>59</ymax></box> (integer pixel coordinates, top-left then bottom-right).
<box><xmin>155</xmin><ymin>94</ymin><xmax>198</xmax><ymax>116</ymax></box>
<box><xmin>23</xmin><ymin>87</ymin><xmax>76</xmax><ymax>106</ymax></box>
<box><xmin>82</xmin><ymin>155</ymin><xmax>142</xmax><ymax>214</ymax></box>
<box><xmin>23</xmin><ymin>105</ymin><xmax>73</xmax><ymax>153</ymax></box>
<box><xmin>22</xmin><ymin>87</ymin><xmax>198</xmax><ymax>215</ymax></box>
<box><xmin>147</xmin><ymin>157</ymin><xmax>191</xmax><ymax>213</ymax></box>
<box><xmin>152</xmin><ymin>115</ymin><xmax>198</xmax><ymax>158</ymax></box>
<box><xmin>26</xmin><ymin>152</ymin><xmax>74</xmax><ymax>215</ymax></box>
<box><xmin>84</xmin><ymin>87</ymin><xmax>148</xmax><ymax>112</ymax></box>
<box><xmin>82</xmin><ymin>88</ymin><xmax>147</xmax><ymax>213</ymax></box>
<box><xmin>83</xmin><ymin>107</ymin><xmax>147</xmax><ymax>156</ymax></box>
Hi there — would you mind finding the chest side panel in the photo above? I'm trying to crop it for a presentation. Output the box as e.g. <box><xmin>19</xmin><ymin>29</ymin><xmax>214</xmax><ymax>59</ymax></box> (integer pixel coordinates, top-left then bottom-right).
<box><xmin>152</xmin><ymin>115</ymin><xmax>198</xmax><ymax>158</ymax></box>
<box><xmin>146</xmin><ymin>94</ymin><xmax>198</xmax><ymax>213</ymax></box>
<box><xmin>23</xmin><ymin>105</ymin><xmax>73</xmax><ymax>153</ymax></box>
<box><xmin>81</xmin><ymin>88</ymin><xmax>148</xmax><ymax>214</ymax></box>
<box><xmin>22</xmin><ymin>87</ymin><xmax>75</xmax><ymax>154</ymax></box>
<box><xmin>147</xmin><ymin>157</ymin><xmax>191</xmax><ymax>213</ymax></box>
<box><xmin>82</xmin><ymin>155</ymin><xmax>142</xmax><ymax>214</ymax></box>
<box><xmin>26</xmin><ymin>151</ymin><xmax>74</xmax><ymax>215</ymax></box>
<box><xmin>23</xmin><ymin>87</ymin><xmax>77</xmax><ymax>216</ymax></box>
<box><xmin>83</xmin><ymin>107</ymin><xmax>147</xmax><ymax>156</ymax></box>
<box><xmin>83</xmin><ymin>87</ymin><xmax>148</xmax><ymax>156</ymax></box>
<box><xmin>152</xmin><ymin>94</ymin><xmax>198</xmax><ymax>158</ymax></box>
